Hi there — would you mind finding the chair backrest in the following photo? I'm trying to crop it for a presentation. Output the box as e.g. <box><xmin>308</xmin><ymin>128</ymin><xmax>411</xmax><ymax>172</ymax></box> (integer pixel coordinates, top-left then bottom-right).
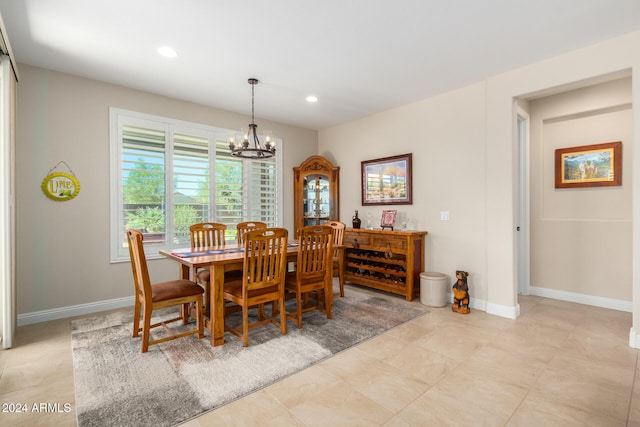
<box><xmin>126</xmin><ymin>229</ymin><xmax>152</xmax><ymax>303</ymax></box>
<box><xmin>190</xmin><ymin>222</ymin><xmax>226</xmax><ymax>249</ymax></box>
<box><xmin>295</xmin><ymin>225</ymin><xmax>334</xmax><ymax>282</ymax></box>
<box><xmin>241</xmin><ymin>227</ymin><xmax>289</xmax><ymax>292</ymax></box>
<box><xmin>327</xmin><ymin>220</ymin><xmax>345</xmax><ymax>257</ymax></box>
<box><xmin>236</xmin><ymin>221</ymin><xmax>268</xmax><ymax>244</ymax></box>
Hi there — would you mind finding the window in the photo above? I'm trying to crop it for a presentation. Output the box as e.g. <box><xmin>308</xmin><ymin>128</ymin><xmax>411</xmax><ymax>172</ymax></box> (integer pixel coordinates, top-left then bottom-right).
<box><xmin>110</xmin><ymin>108</ymin><xmax>282</xmax><ymax>262</ymax></box>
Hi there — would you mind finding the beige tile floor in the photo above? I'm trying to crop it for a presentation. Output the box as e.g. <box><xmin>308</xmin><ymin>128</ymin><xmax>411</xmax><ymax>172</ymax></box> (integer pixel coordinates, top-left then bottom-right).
<box><xmin>1</xmin><ymin>292</ymin><xmax>639</xmax><ymax>426</ymax></box>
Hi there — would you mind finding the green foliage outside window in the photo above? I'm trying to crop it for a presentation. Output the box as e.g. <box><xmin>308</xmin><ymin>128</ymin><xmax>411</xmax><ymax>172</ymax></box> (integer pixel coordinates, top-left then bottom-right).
<box><xmin>174</xmin><ymin>204</ymin><xmax>200</xmax><ymax>238</ymax></box>
<box><xmin>123</xmin><ymin>160</ymin><xmax>164</xmax><ymax>204</ymax></box>
<box><xmin>126</xmin><ymin>207</ymin><xmax>164</xmax><ymax>233</ymax></box>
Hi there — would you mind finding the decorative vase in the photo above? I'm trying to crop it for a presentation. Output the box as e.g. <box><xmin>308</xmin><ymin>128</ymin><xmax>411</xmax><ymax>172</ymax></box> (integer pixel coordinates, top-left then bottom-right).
<box><xmin>352</xmin><ymin>210</ymin><xmax>361</xmax><ymax>229</ymax></box>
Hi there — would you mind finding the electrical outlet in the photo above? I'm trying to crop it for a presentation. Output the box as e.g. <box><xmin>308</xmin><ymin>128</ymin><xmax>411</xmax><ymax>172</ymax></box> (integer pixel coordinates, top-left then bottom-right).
<box><xmin>440</xmin><ymin>211</ymin><xmax>450</xmax><ymax>221</ymax></box>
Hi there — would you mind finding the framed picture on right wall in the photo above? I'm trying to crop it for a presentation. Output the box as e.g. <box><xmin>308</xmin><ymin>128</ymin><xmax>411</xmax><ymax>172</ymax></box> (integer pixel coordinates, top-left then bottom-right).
<box><xmin>554</xmin><ymin>141</ymin><xmax>622</xmax><ymax>188</ymax></box>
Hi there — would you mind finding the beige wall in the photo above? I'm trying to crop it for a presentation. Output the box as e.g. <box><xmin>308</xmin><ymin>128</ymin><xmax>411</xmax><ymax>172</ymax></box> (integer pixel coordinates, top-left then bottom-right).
<box><xmin>530</xmin><ymin>78</ymin><xmax>632</xmax><ymax>301</ymax></box>
<box><xmin>320</xmin><ymin>30</ymin><xmax>640</xmax><ymax>330</ymax></box>
<box><xmin>320</xmin><ymin>82</ymin><xmax>488</xmax><ymax>304</ymax></box>
<box><xmin>15</xmin><ymin>65</ymin><xmax>317</xmax><ymax>316</ymax></box>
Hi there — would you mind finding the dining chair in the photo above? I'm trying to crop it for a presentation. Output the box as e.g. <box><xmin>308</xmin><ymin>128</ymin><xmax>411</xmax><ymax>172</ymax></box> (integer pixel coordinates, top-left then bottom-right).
<box><xmin>223</xmin><ymin>227</ymin><xmax>289</xmax><ymax>347</ymax></box>
<box><xmin>236</xmin><ymin>221</ymin><xmax>268</xmax><ymax>244</ymax></box>
<box><xmin>190</xmin><ymin>222</ymin><xmax>226</xmax><ymax>249</ymax></box>
<box><xmin>285</xmin><ymin>225</ymin><xmax>334</xmax><ymax>329</ymax></box>
<box><xmin>327</xmin><ymin>220</ymin><xmax>346</xmax><ymax>297</ymax></box>
<box><xmin>230</xmin><ymin>221</ymin><xmax>268</xmax><ymax>291</ymax></box>
<box><xmin>190</xmin><ymin>222</ymin><xmax>227</xmax><ymax>311</ymax></box>
<box><xmin>126</xmin><ymin>229</ymin><xmax>204</xmax><ymax>353</ymax></box>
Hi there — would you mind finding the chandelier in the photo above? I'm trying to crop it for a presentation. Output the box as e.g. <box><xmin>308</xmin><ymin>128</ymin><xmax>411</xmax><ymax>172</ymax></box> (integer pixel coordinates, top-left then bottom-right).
<box><xmin>228</xmin><ymin>78</ymin><xmax>276</xmax><ymax>158</ymax></box>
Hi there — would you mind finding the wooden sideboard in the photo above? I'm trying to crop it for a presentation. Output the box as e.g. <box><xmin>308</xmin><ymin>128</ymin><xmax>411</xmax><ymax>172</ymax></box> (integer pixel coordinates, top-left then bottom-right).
<box><xmin>343</xmin><ymin>228</ymin><xmax>427</xmax><ymax>301</ymax></box>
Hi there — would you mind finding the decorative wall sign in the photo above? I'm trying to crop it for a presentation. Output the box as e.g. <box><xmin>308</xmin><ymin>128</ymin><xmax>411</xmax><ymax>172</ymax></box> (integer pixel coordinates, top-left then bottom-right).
<box><xmin>555</xmin><ymin>141</ymin><xmax>622</xmax><ymax>188</ymax></box>
<box><xmin>41</xmin><ymin>161</ymin><xmax>80</xmax><ymax>201</ymax></box>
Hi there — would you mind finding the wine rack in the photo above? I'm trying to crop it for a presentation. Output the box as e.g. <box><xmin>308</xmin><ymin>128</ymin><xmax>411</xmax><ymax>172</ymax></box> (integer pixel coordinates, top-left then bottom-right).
<box><xmin>344</xmin><ymin>228</ymin><xmax>427</xmax><ymax>301</ymax></box>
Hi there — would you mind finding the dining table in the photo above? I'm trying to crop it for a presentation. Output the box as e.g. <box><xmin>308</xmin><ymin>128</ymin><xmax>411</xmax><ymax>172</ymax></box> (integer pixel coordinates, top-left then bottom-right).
<box><xmin>159</xmin><ymin>241</ymin><xmax>341</xmax><ymax>346</ymax></box>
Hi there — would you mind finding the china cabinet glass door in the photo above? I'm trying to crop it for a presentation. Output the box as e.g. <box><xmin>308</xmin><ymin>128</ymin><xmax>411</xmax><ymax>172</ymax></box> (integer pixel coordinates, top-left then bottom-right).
<box><xmin>304</xmin><ymin>174</ymin><xmax>331</xmax><ymax>226</ymax></box>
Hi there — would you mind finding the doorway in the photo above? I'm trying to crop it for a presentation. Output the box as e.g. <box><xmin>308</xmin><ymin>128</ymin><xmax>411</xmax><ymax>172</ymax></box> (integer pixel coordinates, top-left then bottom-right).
<box><xmin>516</xmin><ymin>105</ymin><xmax>530</xmax><ymax>297</ymax></box>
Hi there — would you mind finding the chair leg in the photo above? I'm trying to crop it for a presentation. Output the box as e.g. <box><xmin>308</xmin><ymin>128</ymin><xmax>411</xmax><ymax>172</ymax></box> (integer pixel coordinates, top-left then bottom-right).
<box><xmin>196</xmin><ymin>299</ymin><xmax>204</xmax><ymax>339</ymax></box>
<box><xmin>279</xmin><ymin>297</ymin><xmax>287</xmax><ymax>336</ymax></box>
<box><xmin>141</xmin><ymin>305</ymin><xmax>152</xmax><ymax>353</ymax></box>
<box><xmin>181</xmin><ymin>303</ymin><xmax>189</xmax><ymax>325</ymax></box>
<box><xmin>296</xmin><ymin>290</ymin><xmax>303</xmax><ymax>329</ymax></box>
<box><xmin>242</xmin><ymin>303</ymin><xmax>249</xmax><ymax>347</ymax></box>
<box><xmin>325</xmin><ymin>286</ymin><xmax>332</xmax><ymax>320</ymax></box>
<box><xmin>132</xmin><ymin>298</ymin><xmax>141</xmax><ymax>338</ymax></box>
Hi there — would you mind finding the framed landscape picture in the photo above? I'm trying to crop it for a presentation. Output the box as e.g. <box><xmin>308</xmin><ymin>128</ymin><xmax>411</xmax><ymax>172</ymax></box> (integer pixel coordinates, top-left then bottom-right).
<box><xmin>362</xmin><ymin>153</ymin><xmax>412</xmax><ymax>206</ymax></box>
<box><xmin>554</xmin><ymin>141</ymin><xmax>622</xmax><ymax>188</ymax></box>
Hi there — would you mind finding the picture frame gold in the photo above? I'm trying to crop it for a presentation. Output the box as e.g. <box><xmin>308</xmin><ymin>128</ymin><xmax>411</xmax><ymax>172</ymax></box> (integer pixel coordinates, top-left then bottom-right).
<box><xmin>554</xmin><ymin>141</ymin><xmax>622</xmax><ymax>188</ymax></box>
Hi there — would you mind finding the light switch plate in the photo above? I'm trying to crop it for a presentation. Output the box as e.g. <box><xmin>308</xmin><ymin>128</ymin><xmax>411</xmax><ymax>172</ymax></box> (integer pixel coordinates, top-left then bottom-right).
<box><xmin>440</xmin><ymin>211</ymin><xmax>450</xmax><ymax>221</ymax></box>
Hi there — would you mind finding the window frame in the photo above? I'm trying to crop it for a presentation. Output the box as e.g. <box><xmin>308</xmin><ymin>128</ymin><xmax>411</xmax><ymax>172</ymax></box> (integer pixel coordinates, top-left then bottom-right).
<box><xmin>109</xmin><ymin>107</ymin><xmax>283</xmax><ymax>263</ymax></box>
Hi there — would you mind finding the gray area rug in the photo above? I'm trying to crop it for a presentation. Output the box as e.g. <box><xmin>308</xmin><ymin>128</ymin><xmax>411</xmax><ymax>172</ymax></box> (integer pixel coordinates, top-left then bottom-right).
<box><xmin>71</xmin><ymin>286</ymin><xmax>428</xmax><ymax>427</ymax></box>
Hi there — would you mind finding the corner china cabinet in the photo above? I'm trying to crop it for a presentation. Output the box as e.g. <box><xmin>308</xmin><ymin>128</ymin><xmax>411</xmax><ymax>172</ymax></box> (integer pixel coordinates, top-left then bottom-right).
<box><xmin>293</xmin><ymin>155</ymin><xmax>340</xmax><ymax>232</ymax></box>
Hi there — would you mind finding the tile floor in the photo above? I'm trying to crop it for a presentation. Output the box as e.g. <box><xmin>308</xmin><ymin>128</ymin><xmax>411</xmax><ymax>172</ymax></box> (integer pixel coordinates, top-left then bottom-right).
<box><xmin>1</xmin><ymin>291</ymin><xmax>639</xmax><ymax>426</ymax></box>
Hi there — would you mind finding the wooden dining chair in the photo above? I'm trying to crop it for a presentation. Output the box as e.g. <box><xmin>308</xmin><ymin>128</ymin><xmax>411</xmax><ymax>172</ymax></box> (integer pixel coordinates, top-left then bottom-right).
<box><xmin>231</xmin><ymin>221</ymin><xmax>267</xmax><ymax>287</ymax></box>
<box><xmin>223</xmin><ymin>228</ymin><xmax>289</xmax><ymax>347</ymax></box>
<box><xmin>126</xmin><ymin>229</ymin><xmax>204</xmax><ymax>353</ymax></box>
<box><xmin>327</xmin><ymin>220</ymin><xmax>346</xmax><ymax>297</ymax></box>
<box><xmin>190</xmin><ymin>222</ymin><xmax>226</xmax><ymax>249</ymax></box>
<box><xmin>236</xmin><ymin>221</ymin><xmax>268</xmax><ymax>244</ymax></box>
<box><xmin>285</xmin><ymin>225</ymin><xmax>334</xmax><ymax>329</ymax></box>
<box><xmin>190</xmin><ymin>222</ymin><xmax>227</xmax><ymax>311</ymax></box>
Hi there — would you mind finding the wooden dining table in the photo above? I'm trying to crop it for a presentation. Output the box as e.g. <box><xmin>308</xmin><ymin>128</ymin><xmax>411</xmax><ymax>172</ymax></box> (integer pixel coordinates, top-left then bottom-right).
<box><xmin>160</xmin><ymin>241</ymin><xmax>332</xmax><ymax>346</ymax></box>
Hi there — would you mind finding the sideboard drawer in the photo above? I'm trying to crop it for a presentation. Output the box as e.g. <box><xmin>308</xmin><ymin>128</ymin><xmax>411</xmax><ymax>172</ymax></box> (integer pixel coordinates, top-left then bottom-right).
<box><xmin>345</xmin><ymin>231</ymin><xmax>372</xmax><ymax>248</ymax></box>
<box><xmin>372</xmin><ymin>235</ymin><xmax>407</xmax><ymax>251</ymax></box>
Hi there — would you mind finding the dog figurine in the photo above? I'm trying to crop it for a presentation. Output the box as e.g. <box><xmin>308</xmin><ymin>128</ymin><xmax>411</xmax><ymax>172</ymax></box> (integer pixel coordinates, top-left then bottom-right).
<box><xmin>452</xmin><ymin>270</ymin><xmax>470</xmax><ymax>314</ymax></box>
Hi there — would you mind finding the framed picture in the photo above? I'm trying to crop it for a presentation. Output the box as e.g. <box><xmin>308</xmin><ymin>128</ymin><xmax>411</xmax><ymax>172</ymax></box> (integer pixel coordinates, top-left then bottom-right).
<box><xmin>554</xmin><ymin>141</ymin><xmax>622</xmax><ymax>188</ymax></box>
<box><xmin>380</xmin><ymin>210</ymin><xmax>397</xmax><ymax>230</ymax></box>
<box><xmin>361</xmin><ymin>153</ymin><xmax>413</xmax><ymax>205</ymax></box>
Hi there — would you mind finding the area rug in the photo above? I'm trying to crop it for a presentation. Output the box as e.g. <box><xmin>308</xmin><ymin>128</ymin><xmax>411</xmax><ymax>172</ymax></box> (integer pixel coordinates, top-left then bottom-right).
<box><xmin>71</xmin><ymin>286</ymin><xmax>428</xmax><ymax>427</ymax></box>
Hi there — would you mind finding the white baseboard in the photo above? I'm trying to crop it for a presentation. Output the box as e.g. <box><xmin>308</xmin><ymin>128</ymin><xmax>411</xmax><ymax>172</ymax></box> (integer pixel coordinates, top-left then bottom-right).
<box><xmin>630</xmin><ymin>327</ymin><xmax>640</xmax><ymax>349</ymax></box>
<box><xmin>17</xmin><ymin>296</ymin><xmax>134</xmax><ymax>326</ymax></box>
<box><xmin>486</xmin><ymin>302</ymin><xmax>520</xmax><ymax>319</ymax></box>
<box><xmin>529</xmin><ymin>286</ymin><xmax>632</xmax><ymax>312</ymax></box>
<box><xmin>445</xmin><ymin>291</ymin><xmax>519</xmax><ymax>319</ymax></box>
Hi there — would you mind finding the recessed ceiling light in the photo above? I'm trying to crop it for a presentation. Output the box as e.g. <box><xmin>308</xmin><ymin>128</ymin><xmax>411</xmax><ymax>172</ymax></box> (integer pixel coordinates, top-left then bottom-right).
<box><xmin>157</xmin><ymin>46</ymin><xmax>178</xmax><ymax>58</ymax></box>
<box><xmin>306</xmin><ymin>95</ymin><xmax>318</xmax><ymax>103</ymax></box>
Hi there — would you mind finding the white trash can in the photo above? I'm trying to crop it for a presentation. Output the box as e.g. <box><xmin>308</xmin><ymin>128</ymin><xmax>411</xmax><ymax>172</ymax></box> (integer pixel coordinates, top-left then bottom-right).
<box><xmin>420</xmin><ymin>272</ymin><xmax>449</xmax><ymax>307</ymax></box>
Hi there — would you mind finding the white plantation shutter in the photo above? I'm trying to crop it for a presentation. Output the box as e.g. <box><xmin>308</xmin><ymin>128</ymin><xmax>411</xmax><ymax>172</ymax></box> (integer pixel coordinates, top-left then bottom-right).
<box><xmin>214</xmin><ymin>141</ymin><xmax>279</xmax><ymax>241</ymax></box>
<box><xmin>171</xmin><ymin>130</ymin><xmax>212</xmax><ymax>246</ymax></box>
<box><xmin>110</xmin><ymin>108</ymin><xmax>282</xmax><ymax>262</ymax></box>
<box><xmin>118</xmin><ymin>120</ymin><xmax>168</xmax><ymax>258</ymax></box>
<box><xmin>246</xmin><ymin>157</ymin><xmax>277</xmax><ymax>225</ymax></box>
<box><xmin>214</xmin><ymin>141</ymin><xmax>244</xmax><ymax>227</ymax></box>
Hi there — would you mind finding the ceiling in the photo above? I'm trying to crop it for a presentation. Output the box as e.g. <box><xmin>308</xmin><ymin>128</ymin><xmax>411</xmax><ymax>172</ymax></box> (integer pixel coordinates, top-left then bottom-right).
<box><xmin>2</xmin><ymin>1</ymin><xmax>640</xmax><ymax>131</ymax></box>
